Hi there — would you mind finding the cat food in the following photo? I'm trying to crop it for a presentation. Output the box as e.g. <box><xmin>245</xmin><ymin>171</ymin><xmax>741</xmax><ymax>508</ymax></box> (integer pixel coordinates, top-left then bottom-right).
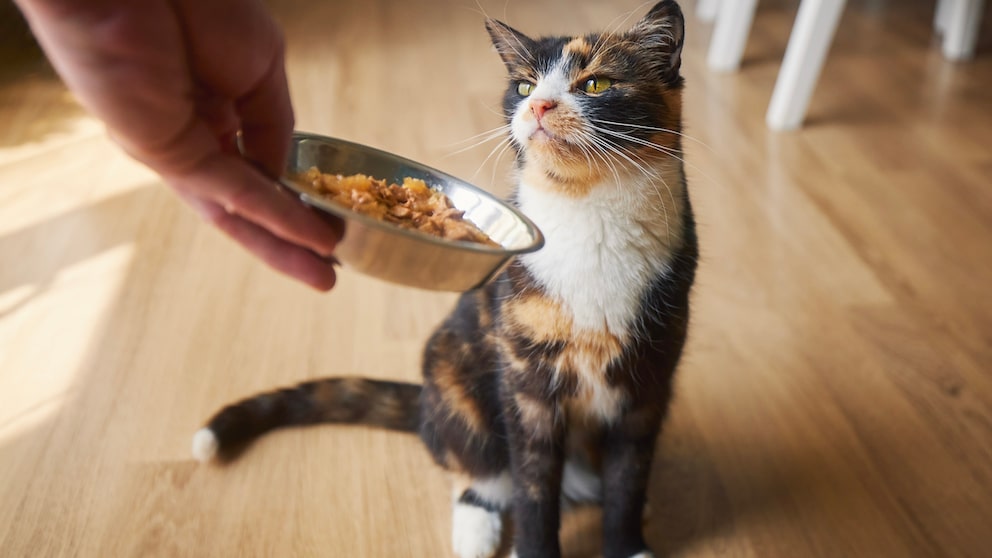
<box><xmin>297</xmin><ymin>168</ymin><xmax>500</xmax><ymax>247</ymax></box>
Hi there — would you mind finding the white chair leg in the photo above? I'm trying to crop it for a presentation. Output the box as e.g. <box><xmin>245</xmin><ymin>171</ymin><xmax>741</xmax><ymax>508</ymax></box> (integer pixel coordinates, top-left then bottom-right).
<box><xmin>707</xmin><ymin>0</ymin><xmax>759</xmax><ymax>71</ymax></box>
<box><xmin>697</xmin><ymin>0</ymin><xmax>721</xmax><ymax>23</ymax></box>
<box><xmin>934</xmin><ymin>0</ymin><xmax>952</xmax><ymax>33</ymax></box>
<box><xmin>943</xmin><ymin>0</ymin><xmax>985</xmax><ymax>60</ymax></box>
<box><xmin>766</xmin><ymin>0</ymin><xmax>848</xmax><ymax>130</ymax></box>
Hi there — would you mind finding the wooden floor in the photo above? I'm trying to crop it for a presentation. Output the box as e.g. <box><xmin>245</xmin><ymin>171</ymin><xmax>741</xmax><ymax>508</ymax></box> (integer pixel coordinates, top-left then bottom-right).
<box><xmin>2</xmin><ymin>0</ymin><xmax>991</xmax><ymax>556</ymax></box>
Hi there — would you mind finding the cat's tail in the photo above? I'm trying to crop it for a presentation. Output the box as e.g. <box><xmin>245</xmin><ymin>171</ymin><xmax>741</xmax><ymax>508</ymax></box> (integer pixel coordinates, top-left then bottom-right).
<box><xmin>191</xmin><ymin>377</ymin><xmax>421</xmax><ymax>463</ymax></box>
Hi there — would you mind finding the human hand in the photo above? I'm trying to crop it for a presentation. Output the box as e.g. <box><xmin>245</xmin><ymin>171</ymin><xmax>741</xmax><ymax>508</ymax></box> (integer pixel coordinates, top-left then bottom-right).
<box><xmin>14</xmin><ymin>0</ymin><xmax>342</xmax><ymax>290</ymax></box>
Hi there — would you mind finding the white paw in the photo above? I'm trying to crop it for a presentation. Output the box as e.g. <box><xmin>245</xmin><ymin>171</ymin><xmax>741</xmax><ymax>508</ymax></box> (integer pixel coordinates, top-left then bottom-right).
<box><xmin>452</xmin><ymin>503</ymin><xmax>502</xmax><ymax>558</ymax></box>
<box><xmin>191</xmin><ymin>428</ymin><xmax>218</xmax><ymax>463</ymax></box>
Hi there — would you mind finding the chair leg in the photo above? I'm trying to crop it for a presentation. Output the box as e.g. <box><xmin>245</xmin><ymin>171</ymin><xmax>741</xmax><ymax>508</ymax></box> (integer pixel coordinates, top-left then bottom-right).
<box><xmin>697</xmin><ymin>0</ymin><xmax>721</xmax><ymax>23</ymax></box>
<box><xmin>707</xmin><ymin>0</ymin><xmax>759</xmax><ymax>71</ymax></box>
<box><xmin>943</xmin><ymin>0</ymin><xmax>985</xmax><ymax>60</ymax></box>
<box><xmin>766</xmin><ymin>0</ymin><xmax>848</xmax><ymax>130</ymax></box>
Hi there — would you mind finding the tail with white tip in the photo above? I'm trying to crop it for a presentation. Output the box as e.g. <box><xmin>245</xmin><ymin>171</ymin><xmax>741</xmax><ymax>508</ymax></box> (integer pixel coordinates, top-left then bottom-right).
<box><xmin>192</xmin><ymin>377</ymin><xmax>422</xmax><ymax>463</ymax></box>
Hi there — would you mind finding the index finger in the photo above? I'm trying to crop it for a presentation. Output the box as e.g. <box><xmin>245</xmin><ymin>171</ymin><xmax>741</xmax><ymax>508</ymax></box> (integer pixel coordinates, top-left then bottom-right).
<box><xmin>163</xmin><ymin>142</ymin><xmax>342</xmax><ymax>258</ymax></box>
<box><xmin>235</xmin><ymin>36</ymin><xmax>295</xmax><ymax>180</ymax></box>
<box><xmin>174</xmin><ymin>0</ymin><xmax>295</xmax><ymax>178</ymax></box>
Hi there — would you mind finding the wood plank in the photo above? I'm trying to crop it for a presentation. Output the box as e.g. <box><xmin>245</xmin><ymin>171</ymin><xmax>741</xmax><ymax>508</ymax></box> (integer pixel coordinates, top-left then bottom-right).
<box><xmin>1</xmin><ymin>0</ymin><xmax>990</xmax><ymax>556</ymax></box>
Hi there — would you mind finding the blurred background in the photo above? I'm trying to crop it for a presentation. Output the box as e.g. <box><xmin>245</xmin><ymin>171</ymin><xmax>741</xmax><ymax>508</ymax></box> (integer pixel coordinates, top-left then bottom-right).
<box><xmin>1</xmin><ymin>0</ymin><xmax>990</xmax><ymax>556</ymax></box>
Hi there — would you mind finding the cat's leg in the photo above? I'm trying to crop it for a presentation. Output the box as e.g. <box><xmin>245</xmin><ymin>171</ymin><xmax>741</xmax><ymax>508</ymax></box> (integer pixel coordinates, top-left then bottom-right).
<box><xmin>451</xmin><ymin>473</ymin><xmax>512</xmax><ymax>558</ymax></box>
<box><xmin>600</xmin><ymin>405</ymin><xmax>665</xmax><ymax>558</ymax></box>
<box><xmin>506</xmin><ymin>394</ymin><xmax>566</xmax><ymax>558</ymax></box>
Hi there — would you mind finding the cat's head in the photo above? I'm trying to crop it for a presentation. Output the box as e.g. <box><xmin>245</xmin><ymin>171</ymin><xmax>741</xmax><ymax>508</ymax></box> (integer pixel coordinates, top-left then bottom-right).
<box><xmin>486</xmin><ymin>0</ymin><xmax>685</xmax><ymax>194</ymax></box>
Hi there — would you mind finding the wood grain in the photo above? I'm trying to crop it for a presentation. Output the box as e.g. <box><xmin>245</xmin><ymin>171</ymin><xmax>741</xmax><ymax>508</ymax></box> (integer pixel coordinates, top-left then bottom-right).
<box><xmin>1</xmin><ymin>0</ymin><xmax>990</xmax><ymax>556</ymax></box>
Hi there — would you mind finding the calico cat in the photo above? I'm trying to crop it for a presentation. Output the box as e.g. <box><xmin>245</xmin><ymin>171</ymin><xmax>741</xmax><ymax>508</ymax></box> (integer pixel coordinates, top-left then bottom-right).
<box><xmin>191</xmin><ymin>2</ymin><xmax>697</xmax><ymax>557</ymax></box>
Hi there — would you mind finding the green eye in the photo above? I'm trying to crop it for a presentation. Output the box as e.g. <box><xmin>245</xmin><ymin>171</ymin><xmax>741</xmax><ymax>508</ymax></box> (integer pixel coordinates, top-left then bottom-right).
<box><xmin>517</xmin><ymin>82</ymin><xmax>534</xmax><ymax>97</ymax></box>
<box><xmin>583</xmin><ymin>77</ymin><xmax>613</xmax><ymax>94</ymax></box>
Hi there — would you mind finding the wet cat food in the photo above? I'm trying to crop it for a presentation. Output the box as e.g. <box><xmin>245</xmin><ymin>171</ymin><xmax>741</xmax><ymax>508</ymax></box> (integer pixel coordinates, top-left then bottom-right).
<box><xmin>297</xmin><ymin>168</ymin><xmax>499</xmax><ymax>247</ymax></box>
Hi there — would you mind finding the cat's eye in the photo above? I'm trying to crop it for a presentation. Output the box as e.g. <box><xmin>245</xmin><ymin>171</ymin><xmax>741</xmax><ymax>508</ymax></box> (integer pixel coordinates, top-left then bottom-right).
<box><xmin>517</xmin><ymin>82</ymin><xmax>534</xmax><ymax>97</ymax></box>
<box><xmin>583</xmin><ymin>77</ymin><xmax>613</xmax><ymax>94</ymax></box>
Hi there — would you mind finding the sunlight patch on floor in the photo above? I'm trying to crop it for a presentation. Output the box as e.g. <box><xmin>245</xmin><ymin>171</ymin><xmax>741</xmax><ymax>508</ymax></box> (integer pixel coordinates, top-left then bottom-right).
<box><xmin>0</xmin><ymin>107</ymin><xmax>101</xmax><ymax>165</ymax></box>
<box><xmin>0</xmin><ymin>243</ymin><xmax>134</xmax><ymax>444</ymax></box>
<box><xmin>0</xmin><ymin>127</ymin><xmax>157</xmax><ymax>236</ymax></box>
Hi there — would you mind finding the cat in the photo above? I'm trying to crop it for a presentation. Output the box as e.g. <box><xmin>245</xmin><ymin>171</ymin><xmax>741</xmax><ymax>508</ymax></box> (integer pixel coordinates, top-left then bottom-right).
<box><xmin>191</xmin><ymin>2</ymin><xmax>697</xmax><ymax>557</ymax></box>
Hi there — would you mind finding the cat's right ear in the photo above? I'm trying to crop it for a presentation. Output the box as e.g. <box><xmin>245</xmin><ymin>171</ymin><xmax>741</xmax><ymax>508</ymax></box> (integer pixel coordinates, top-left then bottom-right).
<box><xmin>485</xmin><ymin>19</ymin><xmax>535</xmax><ymax>72</ymax></box>
<box><xmin>631</xmin><ymin>0</ymin><xmax>685</xmax><ymax>84</ymax></box>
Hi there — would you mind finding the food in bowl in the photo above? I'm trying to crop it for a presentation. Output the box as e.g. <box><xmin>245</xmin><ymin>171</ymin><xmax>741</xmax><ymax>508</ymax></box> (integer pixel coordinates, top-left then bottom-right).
<box><xmin>296</xmin><ymin>168</ymin><xmax>500</xmax><ymax>248</ymax></box>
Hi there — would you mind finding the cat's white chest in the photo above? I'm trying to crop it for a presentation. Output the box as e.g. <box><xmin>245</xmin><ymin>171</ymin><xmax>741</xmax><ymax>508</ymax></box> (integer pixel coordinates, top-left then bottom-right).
<box><xmin>517</xmin><ymin>182</ymin><xmax>674</xmax><ymax>339</ymax></box>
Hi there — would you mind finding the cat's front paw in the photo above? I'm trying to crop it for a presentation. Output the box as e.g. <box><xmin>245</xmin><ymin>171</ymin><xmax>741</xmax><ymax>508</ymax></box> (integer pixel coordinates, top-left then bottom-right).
<box><xmin>627</xmin><ymin>553</ymin><xmax>655</xmax><ymax>558</ymax></box>
<box><xmin>452</xmin><ymin>502</ymin><xmax>502</xmax><ymax>558</ymax></box>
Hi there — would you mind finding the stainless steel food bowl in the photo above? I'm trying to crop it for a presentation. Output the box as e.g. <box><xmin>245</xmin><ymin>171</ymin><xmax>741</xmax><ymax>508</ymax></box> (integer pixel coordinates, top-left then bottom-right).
<box><xmin>279</xmin><ymin>132</ymin><xmax>544</xmax><ymax>291</ymax></box>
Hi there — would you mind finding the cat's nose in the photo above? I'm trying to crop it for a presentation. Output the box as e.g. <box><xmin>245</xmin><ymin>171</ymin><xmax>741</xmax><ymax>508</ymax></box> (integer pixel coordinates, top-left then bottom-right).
<box><xmin>529</xmin><ymin>99</ymin><xmax>557</xmax><ymax>120</ymax></box>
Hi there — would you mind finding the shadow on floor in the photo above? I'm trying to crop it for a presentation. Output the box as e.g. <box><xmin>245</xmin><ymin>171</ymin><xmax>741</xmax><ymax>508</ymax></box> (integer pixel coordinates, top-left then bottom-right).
<box><xmin>0</xmin><ymin>3</ymin><xmax>86</xmax><ymax>148</ymax></box>
<box><xmin>0</xmin><ymin>187</ymin><xmax>162</xmax><ymax>295</ymax></box>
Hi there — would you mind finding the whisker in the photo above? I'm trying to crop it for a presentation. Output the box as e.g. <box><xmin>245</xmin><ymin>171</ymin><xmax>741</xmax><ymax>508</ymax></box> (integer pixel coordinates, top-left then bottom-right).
<box><xmin>590</xmin><ymin>118</ymin><xmax>713</xmax><ymax>152</ymax></box>
<box><xmin>588</xmin><ymin>136</ymin><xmax>641</xmax><ymax>193</ymax></box>
<box><xmin>589</xmin><ymin>134</ymin><xmax>659</xmax><ymax>179</ymax></box>
<box><xmin>443</xmin><ymin>128</ymin><xmax>511</xmax><ymax>158</ymax></box>
<box><xmin>589</xmin><ymin>134</ymin><xmax>673</xmax><ymax>240</ymax></box>
<box><xmin>585</xmin><ymin>135</ymin><xmax>623</xmax><ymax>186</ymax></box>
<box><xmin>463</xmin><ymin>0</ymin><xmax>490</xmax><ymax>19</ymax></box>
<box><xmin>603</xmin><ymin>137</ymin><xmax>678</xmax><ymax>228</ymax></box>
<box><xmin>479</xmin><ymin>100</ymin><xmax>515</xmax><ymax>120</ymax></box>
<box><xmin>590</xmin><ymin>1</ymin><xmax>655</xmax><ymax>56</ymax></box>
<box><xmin>488</xmin><ymin>139</ymin><xmax>516</xmax><ymax>189</ymax></box>
<box><xmin>445</xmin><ymin>124</ymin><xmax>511</xmax><ymax>146</ymax></box>
<box><xmin>492</xmin><ymin>14</ymin><xmax>536</xmax><ymax>68</ymax></box>
<box><xmin>590</xmin><ymin>125</ymin><xmax>725</xmax><ymax>188</ymax></box>
<box><xmin>471</xmin><ymin>136</ymin><xmax>512</xmax><ymax>181</ymax></box>
<box><xmin>573</xmin><ymin>137</ymin><xmax>596</xmax><ymax>172</ymax></box>
<box><xmin>593</xmin><ymin>125</ymin><xmax>682</xmax><ymax>156</ymax></box>
<box><xmin>589</xmin><ymin>138</ymin><xmax>629</xmax><ymax>191</ymax></box>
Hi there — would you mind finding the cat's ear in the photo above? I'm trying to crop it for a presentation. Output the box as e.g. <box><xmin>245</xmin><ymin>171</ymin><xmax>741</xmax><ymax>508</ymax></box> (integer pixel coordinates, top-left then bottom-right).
<box><xmin>630</xmin><ymin>0</ymin><xmax>685</xmax><ymax>83</ymax></box>
<box><xmin>486</xmin><ymin>19</ymin><xmax>535</xmax><ymax>72</ymax></box>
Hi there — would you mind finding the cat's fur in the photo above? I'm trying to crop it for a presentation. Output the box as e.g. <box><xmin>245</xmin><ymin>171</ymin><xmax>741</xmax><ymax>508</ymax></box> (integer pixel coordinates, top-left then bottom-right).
<box><xmin>192</xmin><ymin>3</ymin><xmax>697</xmax><ymax>557</ymax></box>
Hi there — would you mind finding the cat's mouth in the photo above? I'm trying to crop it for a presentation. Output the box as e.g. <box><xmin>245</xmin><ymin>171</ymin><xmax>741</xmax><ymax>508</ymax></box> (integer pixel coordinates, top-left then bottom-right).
<box><xmin>530</xmin><ymin>125</ymin><xmax>555</xmax><ymax>142</ymax></box>
<box><xmin>527</xmin><ymin>124</ymin><xmax>586</xmax><ymax>160</ymax></box>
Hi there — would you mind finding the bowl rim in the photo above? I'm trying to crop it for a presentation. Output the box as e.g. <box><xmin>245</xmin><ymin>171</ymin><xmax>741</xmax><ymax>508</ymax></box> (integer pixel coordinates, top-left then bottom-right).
<box><xmin>280</xmin><ymin>131</ymin><xmax>545</xmax><ymax>256</ymax></box>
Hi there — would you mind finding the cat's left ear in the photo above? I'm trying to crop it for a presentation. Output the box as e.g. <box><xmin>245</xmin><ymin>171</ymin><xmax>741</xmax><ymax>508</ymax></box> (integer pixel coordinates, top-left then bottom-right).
<box><xmin>630</xmin><ymin>0</ymin><xmax>685</xmax><ymax>83</ymax></box>
<box><xmin>486</xmin><ymin>19</ymin><xmax>536</xmax><ymax>73</ymax></box>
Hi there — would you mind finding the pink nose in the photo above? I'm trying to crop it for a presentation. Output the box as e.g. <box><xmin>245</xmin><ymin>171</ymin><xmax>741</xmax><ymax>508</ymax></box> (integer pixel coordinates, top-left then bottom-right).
<box><xmin>530</xmin><ymin>99</ymin><xmax>557</xmax><ymax>120</ymax></box>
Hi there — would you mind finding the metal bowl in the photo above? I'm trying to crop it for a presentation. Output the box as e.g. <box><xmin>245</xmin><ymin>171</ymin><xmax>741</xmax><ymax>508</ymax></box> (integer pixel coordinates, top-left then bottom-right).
<box><xmin>279</xmin><ymin>132</ymin><xmax>544</xmax><ymax>291</ymax></box>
